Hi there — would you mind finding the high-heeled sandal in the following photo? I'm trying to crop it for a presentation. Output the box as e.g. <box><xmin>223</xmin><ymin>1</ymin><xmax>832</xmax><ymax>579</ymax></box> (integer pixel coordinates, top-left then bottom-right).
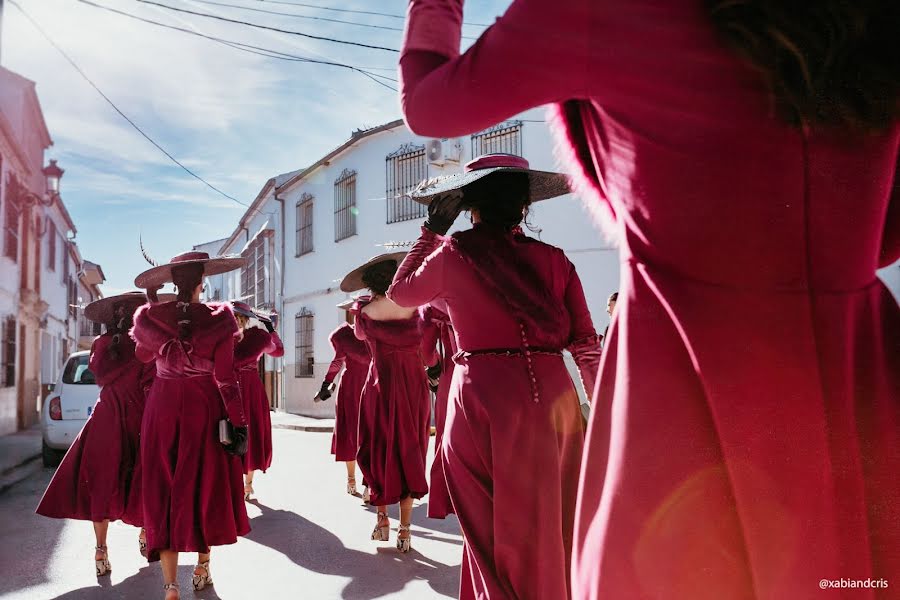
<box><xmin>244</xmin><ymin>483</ymin><xmax>254</xmax><ymax>501</ymax></box>
<box><xmin>346</xmin><ymin>477</ymin><xmax>358</xmax><ymax>496</ymax></box>
<box><xmin>371</xmin><ymin>511</ymin><xmax>389</xmax><ymax>541</ymax></box>
<box><xmin>95</xmin><ymin>545</ymin><xmax>111</xmax><ymax>577</ymax></box>
<box><xmin>362</xmin><ymin>487</ymin><xmax>371</xmax><ymax>504</ymax></box>
<box><xmin>163</xmin><ymin>582</ymin><xmax>180</xmax><ymax>599</ymax></box>
<box><xmin>396</xmin><ymin>524</ymin><xmax>412</xmax><ymax>553</ymax></box>
<box><xmin>192</xmin><ymin>560</ymin><xmax>213</xmax><ymax>591</ymax></box>
<box><xmin>138</xmin><ymin>528</ymin><xmax>148</xmax><ymax>558</ymax></box>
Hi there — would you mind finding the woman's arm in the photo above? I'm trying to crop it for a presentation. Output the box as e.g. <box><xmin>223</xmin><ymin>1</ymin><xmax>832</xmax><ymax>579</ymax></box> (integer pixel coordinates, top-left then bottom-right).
<box><xmin>324</xmin><ymin>332</ymin><xmax>348</xmax><ymax>384</ymax></box>
<box><xmin>214</xmin><ymin>334</ymin><xmax>247</xmax><ymax>427</ymax></box>
<box><xmin>401</xmin><ymin>0</ymin><xmax>589</xmax><ymax>136</ymax></box>
<box><xmin>387</xmin><ymin>228</ymin><xmax>447</xmax><ymax>308</ymax></box>
<box><xmin>562</xmin><ymin>260</ymin><xmax>602</xmax><ymax>400</ymax></box>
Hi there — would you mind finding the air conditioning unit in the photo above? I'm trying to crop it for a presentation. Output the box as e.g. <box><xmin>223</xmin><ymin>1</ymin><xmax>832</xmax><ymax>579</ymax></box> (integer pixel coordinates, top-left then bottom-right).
<box><xmin>426</xmin><ymin>138</ymin><xmax>463</xmax><ymax>166</ymax></box>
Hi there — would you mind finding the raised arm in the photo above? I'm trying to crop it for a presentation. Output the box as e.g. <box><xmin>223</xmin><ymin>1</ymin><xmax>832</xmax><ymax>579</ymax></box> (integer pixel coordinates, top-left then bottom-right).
<box><xmin>401</xmin><ymin>0</ymin><xmax>590</xmax><ymax>136</ymax></box>
<box><xmin>388</xmin><ymin>228</ymin><xmax>447</xmax><ymax>308</ymax></box>
<box><xmin>267</xmin><ymin>331</ymin><xmax>285</xmax><ymax>359</ymax></box>
<box><xmin>562</xmin><ymin>260</ymin><xmax>602</xmax><ymax>400</ymax></box>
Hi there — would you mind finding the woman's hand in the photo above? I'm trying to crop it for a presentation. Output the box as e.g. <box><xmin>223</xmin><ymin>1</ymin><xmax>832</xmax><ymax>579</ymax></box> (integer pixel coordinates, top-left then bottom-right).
<box><xmin>424</xmin><ymin>190</ymin><xmax>465</xmax><ymax>235</ymax></box>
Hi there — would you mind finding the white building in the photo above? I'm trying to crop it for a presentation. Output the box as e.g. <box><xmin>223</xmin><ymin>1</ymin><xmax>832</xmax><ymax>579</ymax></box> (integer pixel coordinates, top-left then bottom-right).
<box><xmin>198</xmin><ymin>109</ymin><xmax>620</xmax><ymax>417</ymax></box>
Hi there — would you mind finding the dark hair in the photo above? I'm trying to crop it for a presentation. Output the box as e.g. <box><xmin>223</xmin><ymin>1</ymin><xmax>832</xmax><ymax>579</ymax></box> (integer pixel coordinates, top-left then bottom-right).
<box><xmin>462</xmin><ymin>171</ymin><xmax>532</xmax><ymax>231</ymax></box>
<box><xmin>106</xmin><ymin>304</ymin><xmax>135</xmax><ymax>361</ymax></box>
<box><xmin>362</xmin><ymin>260</ymin><xmax>398</xmax><ymax>296</ymax></box>
<box><xmin>608</xmin><ymin>292</ymin><xmax>618</xmax><ymax>303</ymax></box>
<box><xmin>172</xmin><ymin>263</ymin><xmax>204</xmax><ymax>339</ymax></box>
<box><xmin>706</xmin><ymin>0</ymin><xmax>900</xmax><ymax>130</ymax></box>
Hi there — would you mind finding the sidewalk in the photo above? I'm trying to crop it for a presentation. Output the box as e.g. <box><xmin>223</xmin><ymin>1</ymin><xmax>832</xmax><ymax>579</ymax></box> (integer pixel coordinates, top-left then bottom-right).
<box><xmin>270</xmin><ymin>411</ymin><xmax>335</xmax><ymax>433</ymax></box>
<box><xmin>0</xmin><ymin>425</ymin><xmax>43</xmax><ymax>495</ymax></box>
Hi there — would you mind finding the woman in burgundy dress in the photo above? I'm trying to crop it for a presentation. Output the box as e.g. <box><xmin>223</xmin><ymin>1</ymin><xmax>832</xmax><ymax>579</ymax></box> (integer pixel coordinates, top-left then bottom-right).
<box><xmin>341</xmin><ymin>252</ymin><xmax>431</xmax><ymax>552</ymax></box>
<box><xmin>231</xmin><ymin>301</ymin><xmax>284</xmax><ymax>500</ymax></box>
<box><xmin>314</xmin><ymin>298</ymin><xmax>371</xmax><ymax>497</ymax></box>
<box><xmin>389</xmin><ymin>155</ymin><xmax>602</xmax><ymax>599</ymax></box>
<box><xmin>132</xmin><ymin>252</ymin><xmax>248</xmax><ymax>600</ymax></box>
<box><xmin>400</xmin><ymin>2</ymin><xmax>900</xmax><ymax>598</ymax></box>
<box><xmin>36</xmin><ymin>291</ymin><xmax>154</xmax><ymax>577</ymax></box>
<box><xmin>419</xmin><ymin>302</ymin><xmax>456</xmax><ymax>520</ymax></box>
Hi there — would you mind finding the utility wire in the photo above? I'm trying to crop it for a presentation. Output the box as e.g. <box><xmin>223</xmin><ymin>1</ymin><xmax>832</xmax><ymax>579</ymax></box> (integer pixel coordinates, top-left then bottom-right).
<box><xmin>186</xmin><ymin>0</ymin><xmax>477</xmax><ymax>40</ymax></box>
<box><xmin>78</xmin><ymin>0</ymin><xmax>398</xmax><ymax>90</ymax></box>
<box><xmin>132</xmin><ymin>0</ymin><xmax>400</xmax><ymax>52</ymax></box>
<box><xmin>249</xmin><ymin>0</ymin><xmax>490</xmax><ymax>27</ymax></box>
<box><xmin>9</xmin><ymin>0</ymin><xmax>250</xmax><ymax>207</ymax></box>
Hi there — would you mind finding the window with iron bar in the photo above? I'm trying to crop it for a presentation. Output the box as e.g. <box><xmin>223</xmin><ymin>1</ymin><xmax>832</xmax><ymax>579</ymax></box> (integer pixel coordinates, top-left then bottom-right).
<box><xmin>334</xmin><ymin>169</ymin><xmax>357</xmax><ymax>242</ymax></box>
<box><xmin>1</xmin><ymin>316</ymin><xmax>15</xmax><ymax>388</ymax></box>
<box><xmin>471</xmin><ymin>120</ymin><xmax>524</xmax><ymax>158</ymax></box>
<box><xmin>295</xmin><ymin>193</ymin><xmax>314</xmax><ymax>256</ymax></box>
<box><xmin>294</xmin><ymin>309</ymin><xmax>314</xmax><ymax>378</ymax></box>
<box><xmin>386</xmin><ymin>144</ymin><xmax>427</xmax><ymax>224</ymax></box>
<box><xmin>47</xmin><ymin>220</ymin><xmax>56</xmax><ymax>271</ymax></box>
<box><xmin>241</xmin><ymin>235</ymin><xmax>268</xmax><ymax>308</ymax></box>
<box><xmin>3</xmin><ymin>173</ymin><xmax>21</xmax><ymax>262</ymax></box>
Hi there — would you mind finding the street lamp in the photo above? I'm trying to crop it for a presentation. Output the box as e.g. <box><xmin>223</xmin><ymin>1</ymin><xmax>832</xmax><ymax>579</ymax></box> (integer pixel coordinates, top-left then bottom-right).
<box><xmin>42</xmin><ymin>159</ymin><xmax>64</xmax><ymax>199</ymax></box>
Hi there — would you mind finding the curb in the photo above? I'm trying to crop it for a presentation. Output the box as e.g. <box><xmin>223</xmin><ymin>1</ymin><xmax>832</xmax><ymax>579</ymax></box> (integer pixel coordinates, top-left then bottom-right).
<box><xmin>272</xmin><ymin>423</ymin><xmax>335</xmax><ymax>433</ymax></box>
<box><xmin>0</xmin><ymin>454</ymin><xmax>42</xmax><ymax>496</ymax></box>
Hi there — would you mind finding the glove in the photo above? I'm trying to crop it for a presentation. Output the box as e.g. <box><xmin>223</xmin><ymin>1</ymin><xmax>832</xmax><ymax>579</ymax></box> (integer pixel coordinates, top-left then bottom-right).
<box><xmin>424</xmin><ymin>191</ymin><xmax>465</xmax><ymax>235</ymax></box>
<box><xmin>314</xmin><ymin>381</ymin><xmax>333</xmax><ymax>402</ymax></box>
<box><xmin>224</xmin><ymin>424</ymin><xmax>249</xmax><ymax>456</ymax></box>
<box><xmin>426</xmin><ymin>362</ymin><xmax>441</xmax><ymax>394</ymax></box>
<box><xmin>263</xmin><ymin>319</ymin><xmax>275</xmax><ymax>333</ymax></box>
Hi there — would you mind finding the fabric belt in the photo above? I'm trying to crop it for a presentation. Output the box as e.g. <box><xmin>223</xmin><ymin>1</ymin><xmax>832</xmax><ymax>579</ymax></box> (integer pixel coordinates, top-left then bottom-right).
<box><xmin>453</xmin><ymin>347</ymin><xmax>563</xmax><ymax>403</ymax></box>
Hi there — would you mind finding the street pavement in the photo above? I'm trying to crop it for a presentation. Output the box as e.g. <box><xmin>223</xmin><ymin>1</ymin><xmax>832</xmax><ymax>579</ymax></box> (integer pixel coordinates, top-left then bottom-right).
<box><xmin>0</xmin><ymin>429</ymin><xmax>463</xmax><ymax>600</ymax></box>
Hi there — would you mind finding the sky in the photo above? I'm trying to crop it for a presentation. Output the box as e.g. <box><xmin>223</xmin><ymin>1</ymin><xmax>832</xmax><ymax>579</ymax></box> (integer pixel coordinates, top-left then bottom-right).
<box><xmin>3</xmin><ymin>0</ymin><xmax>511</xmax><ymax>295</ymax></box>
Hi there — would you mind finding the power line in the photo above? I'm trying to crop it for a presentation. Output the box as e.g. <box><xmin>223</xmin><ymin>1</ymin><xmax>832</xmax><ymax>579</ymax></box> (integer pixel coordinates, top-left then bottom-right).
<box><xmin>77</xmin><ymin>0</ymin><xmax>398</xmax><ymax>90</ymax></box>
<box><xmin>186</xmin><ymin>0</ymin><xmax>478</xmax><ymax>40</ymax></box>
<box><xmin>132</xmin><ymin>0</ymin><xmax>400</xmax><ymax>52</ymax></box>
<box><xmin>9</xmin><ymin>0</ymin><xmax>251</xmax><ymax>208</ymax></box>
<box><xmin>248</xmin><ymin>0</ymin><xmax>490</xmax><ymax>27</ymax></box>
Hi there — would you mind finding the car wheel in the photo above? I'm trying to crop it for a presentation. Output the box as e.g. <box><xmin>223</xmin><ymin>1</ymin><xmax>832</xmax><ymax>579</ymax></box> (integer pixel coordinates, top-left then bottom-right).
<box><xmin>42</xmin><ymin>439</ymin><xmax>62</xmax><ymax>468</ymax></box>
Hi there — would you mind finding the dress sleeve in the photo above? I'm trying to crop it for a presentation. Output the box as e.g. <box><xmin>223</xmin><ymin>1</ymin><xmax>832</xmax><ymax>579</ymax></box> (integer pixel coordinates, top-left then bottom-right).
<box><xmin>214</xmin><ymin>333</ymin><xmax>247</xmax><ymax>426</ymax></box>
<box><xmin>324</xmin><ymin>332</ymin><xmax>347</xmax><ymax>384</ymax></box>
<box><xmin>562</xmin><ymin>259</ymin><xmax>602</xmax><ymax>400</ymax></box>
<box><xmin>400</xmin><ymin>0</ymin><xmax>590</xmax><ymax>136</ymax></box>
<box><xmin>879</xmin><ymin>149</ymin><xmax>899</xmax><ymax>267</ymax></box>
<box><xmin>267</xmin><ymin>331</ymin><xmax>285</xmax><ymax>359</ymax></box>
<box><xmin>419</xmin><ymin>307</ymin><xmax>441</xmax><ymax>367</ymax></box>
<box><xmin>387</xmin><ymin>227</ymin><xmax>448</xmax><ymax>308</ymax></box>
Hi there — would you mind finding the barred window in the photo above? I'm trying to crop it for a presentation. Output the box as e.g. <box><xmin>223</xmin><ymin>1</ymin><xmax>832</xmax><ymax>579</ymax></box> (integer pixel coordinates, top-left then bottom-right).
<box><xmin>3</xmin><ymin>174</ymin><xmax>21</xmax><ymax>262</ymax></box>
<box><xmin>47</xmin><ymin>220</ymin><xmax>56</xmax><ymax>271</ymax></box>
<box><xmin>334</xmin><ymin>169</ymin><xmax>357</xmax><ymax>242</ymax></box>
<box><xmin>386</xmin><ymin>144</ymin><xmax>427</xmax><ymax>224</ymax></box>
<box><xmin>68</xmin><ymin>278</ymin><xmax>78</xmax><ymax>318</ymax></box>
<box><xmin>62</xmin><ymin>240</ymin><xmax>70</xmax><ymax>284</ymax></box>
<box><xmin>294</xmin><ymin>309</ymin><xmax>314</xmax><ymax>378</ymax></box>
<box><xmin>471</xmin><ymin>120</ymin><xmax>523</xmax><ymax>158</ymax></box>
<box><xmin>1</xmin><ymin>316</ymin><xmax>15</xmax><ymax>388</ymax></box>
<box><xmin>295</xmin><ymin>193</ymin><xmax>314</xmax><ymax>256</ymax></box>
<box><xmin>241</xmin><ymin>235</ymin><xmax>267</xmax><ymax>307</ymax></box>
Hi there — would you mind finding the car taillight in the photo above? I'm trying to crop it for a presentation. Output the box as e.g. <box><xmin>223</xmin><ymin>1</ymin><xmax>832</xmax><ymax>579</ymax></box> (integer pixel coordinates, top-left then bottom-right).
<box><xmin>49</xmin><ymin>397</ymin><xmax>62</xmax><ymax>421</ymax></box>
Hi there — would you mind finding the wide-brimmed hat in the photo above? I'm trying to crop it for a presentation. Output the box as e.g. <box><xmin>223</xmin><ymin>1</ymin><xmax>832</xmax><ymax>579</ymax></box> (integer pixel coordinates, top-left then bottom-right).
<box><xmin>134</xmin><ymin>251</ymin><xmax>245</xmax><ymax>289</ymax></box>
<box><xmin>336</xmin><ymin>294</ymin><xmax>371</xmax><ymax>311</ymax></box>
<box><xmin>231</xmin><ymin>300</ymin><xmax>276</xmax><ymax>325</ymax></box>
<box><xmin>409</xmin><ymin>154</ymin><xmax>570</xmax><ymax>205</ymax></box>
<box><xmin>339</xmin><ymin>252</ymin><xmax>407</xmax><ymax>293</ymax></box>
<box><xmin>84</xmin><ymin>291</ymin><xmax>148</xmax><ymax>325</ymax></box>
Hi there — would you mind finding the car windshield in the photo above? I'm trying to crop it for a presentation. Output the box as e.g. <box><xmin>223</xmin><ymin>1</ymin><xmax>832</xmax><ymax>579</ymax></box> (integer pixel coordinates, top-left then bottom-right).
<box><xmin>62</xmin><ymin>355</ymin><xmax>95</xmax><ymax>385</ymax></box>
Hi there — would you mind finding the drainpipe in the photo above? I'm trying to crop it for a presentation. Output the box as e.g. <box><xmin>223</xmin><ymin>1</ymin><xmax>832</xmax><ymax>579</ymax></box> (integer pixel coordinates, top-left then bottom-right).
<box><xmin>274</xmin><ymin>189</ymin><xmax>286</xmax><ymax>411</ymax></box>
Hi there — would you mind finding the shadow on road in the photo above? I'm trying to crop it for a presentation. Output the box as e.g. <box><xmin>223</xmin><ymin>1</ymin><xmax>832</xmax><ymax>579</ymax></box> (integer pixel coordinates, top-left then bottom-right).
<box><xmin>45</xmin><ymin>565</ymin><xmax>221</xmax><ymax>600</ymax></box>
<box><xmin>246</xmin><ymin>500</ymin><xmax>459</xmax><ymax>599</ymax></box>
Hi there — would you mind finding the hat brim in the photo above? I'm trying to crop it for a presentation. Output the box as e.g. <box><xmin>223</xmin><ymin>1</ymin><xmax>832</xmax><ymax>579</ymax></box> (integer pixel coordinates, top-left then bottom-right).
<box><xmin>84</xmin><ymin>292</ymin><xmax>148</xmax><ymax>324</ymax></box>
<box><xmin>134</xmin><ymin>256</ymin><xmax>246</xmax><ymax>289</ymax></box>
<box><xmin>339</xmin><ymin>252</ymin><xmax>408</xmax><ymax>293</ymax></box>
<box><xmin>410</xmin><ymin>167</ymin><xmax>570</xmax><ymax>205</ymax></box>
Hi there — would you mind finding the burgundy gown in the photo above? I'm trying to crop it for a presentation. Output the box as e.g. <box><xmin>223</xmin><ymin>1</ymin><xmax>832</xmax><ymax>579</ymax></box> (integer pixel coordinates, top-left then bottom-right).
<box><xmin>389</xmin><ymin>225</ymin><xmax>602</xmax><ymax>600</ymax></box>
<box><xmin>235</xmin><ymin>327</ymin><xmax>283</xmax><ymax>473</ymax></box>
<box><xmin>354</xmin><ymin>302</ymin><xmax>431</xmax><ymax>507</ymax></box>
<box><xmin>419</xmin><ymin>304</ymin><xmax>457</xmax><ymax>519</ymax></box>
<box><xmin>36</xmin><ymin>334</ymin><xmax>153</xmax><ymax>526</ymax></box>
<box><xmin>324</xmin><ymin>322</ymin><xmax>370</xmax><ymax>462</ymax></box>
<box><xmin>131</xmin><ymin>301</ymin><xmax>249</xmax><ymax>560</ymax></box>
<box><xmin>400</xmin><ymin>1</ymin><xmax>900</xmax><ymax>598</ymax></box>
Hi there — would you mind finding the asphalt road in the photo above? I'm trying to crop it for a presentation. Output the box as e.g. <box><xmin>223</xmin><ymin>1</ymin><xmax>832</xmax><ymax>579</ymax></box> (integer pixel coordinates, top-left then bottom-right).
<box><xmin>0</xmin><ymin>429</ymin><xmax>463</xmax><ymax>599</ymax></box>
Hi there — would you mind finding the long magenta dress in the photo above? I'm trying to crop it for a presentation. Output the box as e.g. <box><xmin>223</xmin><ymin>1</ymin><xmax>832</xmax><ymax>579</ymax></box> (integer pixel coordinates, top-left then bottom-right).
<box><xmin>354</xmin><ymin>303</ymin><xmax>431</xmax><ymax>507</ymax></box>
<box><xmin>400</xmin><ymin>1</ymin><xmax>900</xmax><ymax>598</ymax></box>
<box><xmin>324</xmin><ymin>322</ymin><xmax>370</xmax><ymax>462</ymax></box>
<box><xmin>131</xmin><ymin>301</ymin><xmax>249</xmax><ymax>560</ymax></box>
<box><xmin>419</xmin><ymin>304</ymin><xmax>457</xmax><ymax>519</ymax></box>
<box><xmin>36</xmin><ymin>334</ymin><xmax>153</xmax><ymax>526</ymax></box>
<box><xmin>389</xmin><ymin>225</ymin><xmax>602</xmax><ymax>600</ymax></box>
<box><xmin>235</xmin><ymin>327</ymin><xmax>283</xmax><ymax>473</ymax></box>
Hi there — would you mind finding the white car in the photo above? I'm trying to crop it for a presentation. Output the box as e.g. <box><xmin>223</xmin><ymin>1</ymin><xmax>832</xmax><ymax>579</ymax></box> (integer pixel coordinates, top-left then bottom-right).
<box><xmin>40</xmin><ymin>350</ymin><xmax>100</xmax><ymax>467</ymax></box>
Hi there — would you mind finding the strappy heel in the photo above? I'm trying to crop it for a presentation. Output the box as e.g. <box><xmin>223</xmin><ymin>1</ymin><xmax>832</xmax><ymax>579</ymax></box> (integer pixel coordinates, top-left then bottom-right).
<box><xmin>138</xmin><ymin>528</ymin><xmax>148</xmax><ymax>558</ymax></box>
<box><xmin>346</xmin><ymin>477</ymin><xmax>358</xmax><ymax>496</ymax></box>
<box><xmin>192</xmin><ymin>560</ymin><xmax>213</xmax><ymax>591</ymax></box>
<box><xmin>163</xmin><ymin>582</ymin><xmax>180</xmax><ymax>599</ymax></box>
<box><xmin>371</xmin><ymin>511</ymin><xmax>389</xmax><ymax>541</ymax></box>
<box><xmin>243</xmin><ymin>483</ymin><xmax>254</xmax><ymax>501</ymax></box>
<box><xmin>95</xmin><ymin>545</ymin><xmax>111</xmax><ymax>577</ymax></box>
<box><xmin>362</xmin><ymin>487</ymin><xmax>371</xmax><ymax>504</ymax></box>
<box><xmin>396</xmin><ymin>524</ymin><xmax>412</xmax><ymax>553</ymax></box>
